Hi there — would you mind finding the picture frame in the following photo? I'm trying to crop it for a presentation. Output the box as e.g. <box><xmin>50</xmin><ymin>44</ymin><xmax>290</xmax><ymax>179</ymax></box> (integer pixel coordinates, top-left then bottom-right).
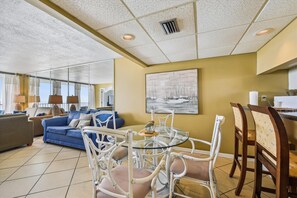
<box><xmin>145</xmin><ymin>69</ymin><xmax>198</xmax><ymax>114</ymax></box>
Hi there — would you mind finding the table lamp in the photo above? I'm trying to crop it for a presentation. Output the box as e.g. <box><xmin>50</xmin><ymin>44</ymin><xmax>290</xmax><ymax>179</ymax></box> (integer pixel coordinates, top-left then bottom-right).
<box><xmin>29</xmin><ymin>95</ymin><xmax>40</xmax><ymax>108</ymax></box>
<box><xmin>15</xmin><ymin>95</ymin><xmax>26</xmax><ymax>111</ymax></box>
<box><xmin>48</xmin><ymin>95</ymin><xmax>62</xmax><ymax>116</ymax></box>
<box><xmin>67</xmin><ymin>96</ymin><xmax>79</xmax><ymax>111</ymax></box>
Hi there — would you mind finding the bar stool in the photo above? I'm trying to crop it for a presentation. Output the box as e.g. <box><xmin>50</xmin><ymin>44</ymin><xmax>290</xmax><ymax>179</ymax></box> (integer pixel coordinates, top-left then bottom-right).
<box><xmin>248</xmin><ymin>105</ymin><xmax>297</xmax><ymax>198</ymax></box>
<box><xmin>229</xmin><ymin>103</ymin><xmax>256</xmax><ymax>195</ymax></box>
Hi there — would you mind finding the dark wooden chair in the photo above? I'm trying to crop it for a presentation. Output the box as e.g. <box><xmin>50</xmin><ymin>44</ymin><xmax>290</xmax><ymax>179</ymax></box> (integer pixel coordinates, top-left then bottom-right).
<box><xmin>229</xmin><ymin>102</ymin><xmax>257</xmax><ymax>195</ymax></box>
<box><xmin>248</xmin><ymin>105</ymin><xmax>297</xmax><ymax>198</ymax></box>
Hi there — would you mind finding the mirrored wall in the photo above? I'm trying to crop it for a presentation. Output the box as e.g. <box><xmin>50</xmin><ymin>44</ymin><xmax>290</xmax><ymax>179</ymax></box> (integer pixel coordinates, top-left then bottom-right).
<box><xmin>27</xmin><ymin>60</ymin><xmax>114</xmax><ymax>112</ymax></box>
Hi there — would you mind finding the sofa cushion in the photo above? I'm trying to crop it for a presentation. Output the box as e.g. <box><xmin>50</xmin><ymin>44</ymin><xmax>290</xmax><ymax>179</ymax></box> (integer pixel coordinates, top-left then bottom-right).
<box><xmin>66</xmin><ymin>129</ymin><xmax>83</xmax><ymax>139</ymax></box>
<box><xmin>47</xmin><ymin>126</ymin><xmax>74</xmax><ymax>135</ymax></box>
<box><xmin>67</xmin><ymin>111</ymin><xmax>81</xmax><ymax>124</ymax></box>
<box><xmin>77</xmin><ymin>120</ymin><xmax>91</xmax><ymax>129</ymax></box>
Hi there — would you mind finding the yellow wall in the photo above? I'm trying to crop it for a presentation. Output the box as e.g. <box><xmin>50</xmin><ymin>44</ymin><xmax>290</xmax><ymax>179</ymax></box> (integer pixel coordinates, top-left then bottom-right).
<box><xmin>19</xmin><ymin>74</ymin><xmax>29</xmax><ymax>110</ymax></box>
<box><xmin>115</xmin><ymin>53</ymin><xmax>288</xmax><ymax>154</ymax></box>
<box><xmin>257</xmin><ymin>18</ymin><xmax>297</xmax><ymax>74</ymax></box>
<box><xmin>95</xmin><ymin>83</ymin><xmax>113</xmax><ymax>108</ymax></box>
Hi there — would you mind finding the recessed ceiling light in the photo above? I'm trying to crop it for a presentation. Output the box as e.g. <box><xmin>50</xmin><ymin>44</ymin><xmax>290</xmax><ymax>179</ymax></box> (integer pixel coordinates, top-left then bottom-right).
<box><xmin>255</xmin><ymin>28</ymin><xmax>274</xmax><ymax>36</ymax></box>
<box><xmin>122</xmin><ymin>34</ymin><xmax>135</xmax><ymax>41</ymax></box>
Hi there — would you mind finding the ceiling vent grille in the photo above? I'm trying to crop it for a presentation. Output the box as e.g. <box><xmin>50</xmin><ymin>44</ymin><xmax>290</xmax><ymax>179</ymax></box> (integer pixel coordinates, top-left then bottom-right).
<box><xmin>160</xmin><ymin>18</ymin><xmax>180</xmax><ymax>35</ymax></box>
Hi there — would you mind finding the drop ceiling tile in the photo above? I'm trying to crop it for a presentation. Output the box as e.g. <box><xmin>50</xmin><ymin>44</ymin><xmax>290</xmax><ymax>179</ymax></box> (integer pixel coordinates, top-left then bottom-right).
<box><xmin>141</xmin><ymin>55</ymin><xmax>169</xmax><ymax>65</ymax></box>
<box><xmin>99</xmin><ymin>20</ymin><xmax>154</xmax><ymax>48</ymax></box>
<box><xmin>256</xmin><ymin>0</ymin><xmax>297</xmax><ymax>22</ymax></box>
<box><xmin>157</xmin><ymin>35</ymin><xmax>196</xmax><ymax>55</ymax></box>
<box><xmin>167</xmin><ymin>50</ymin><xmax>197</xmax><ymax>62</ymax></box>
<box><xmin>198</xmin><ymin>46</ymin><xmax>234</xmax><ymax>59</ymax></box>
<box><xmin>241</xmin><ymin>15</ymin><xmax>296</xmax><ymax>43</ymax></box>
<box><xmin>123</xmin><ymin>0</ymin><xmax>193</xmax><ymax>17</ymax></box>
<box><xmin>125</xmin><ymin>44</ymin><xmax>164</xmax><ymax>59</ymax></box>
<box><xmin>198</xmin><ymin>25</ymin><xmax>248</xmax><ymax>50</ymax></box>
<box><xmin>232</xmin><ymin>41</ymin><xmax>266</xmax><ymax>55</ymax></box>
<box><xmin>50</xmin><ymin>0</ymin><xmax>133</xmax><ymax>30</ymax></box>
<box><xmin>139</xmin><ymin>4</ymin><xmax>195</xmax><ymax>42</ymax></box>
<box><xmin>197</xmin><ymin>0</ymin><xmax>265</xmax><ymax>33</ymax></box>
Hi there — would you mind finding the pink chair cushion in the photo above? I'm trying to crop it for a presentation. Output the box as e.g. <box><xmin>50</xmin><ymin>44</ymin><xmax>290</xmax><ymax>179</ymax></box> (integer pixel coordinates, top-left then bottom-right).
<box><xmin>97</xmin><ymin>165</ymin><xmax>152</xmax><ymax>198</ymax></box>
<box><xmin>170</xmin><ymin>152</ymin><xmax>210</xmax><ymax>181</ymax></box>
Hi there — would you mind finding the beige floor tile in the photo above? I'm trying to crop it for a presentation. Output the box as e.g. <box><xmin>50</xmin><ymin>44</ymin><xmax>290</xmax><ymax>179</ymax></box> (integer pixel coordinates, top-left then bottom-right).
<box><xmin>38</xmin><ymin>147</ymin><xmax>62</xmax><ymax>154</ymax></box>
<box><xmin>60</xmin><ymin>147</ymin><xmax>80</xmax><ymax>152</ymax></box>
<box><xmin>224</xmin><ymin>184</ymin><xmax>269</xmax><ymax>198</ymax></box>
<box><xmin>215</xmin><ymin>168</ymin><xmax>239</xmax><ymax>193</ymax></box>
<box><xmin>55</xmin><ymin>150</ymin><xmax>80</xmax><ymax>161</ymax></box>
<box><xmin>175</xmin><ymin>179</ymin><xmax>213</xmax><ymax>197</ymax></box>
<box><xmin>45</xmin><ymin>158</ymin><xmax>78</xmax><ymax>173</ymax></box>
<box><xmin>71</xmin><ymin>167</ymin><xmax>92</xmax><ymax>184</ymax></box>
<box><xmin>77</xmin><ymin>156</ymin><xmax>89</xmax><ymax>168</ymax></box>
<box><xmin>26</xmin><ymin>186</ymin><xmax>68</xmax><ymax>198</ymax></box>
<box><xmin>8</xmin><ymin>149</ymin><xmax>40</xmax><ymax>159</ymax></box>
<box><xmin>0</xmin><ymin>149</ymin><xmax>24</xmax><ymax>161</ymax></box>
<box><xmin>0</xmin><ymin>175</ymin><xmax>40</xmax><ymax>198</ymax></box>
<box><xmin>25</xmin><ymin>153</ymin><xmax>58</xmax><ymax>165</ymax></box>
<box><xmin>219</xmin><ymin>163</ymin><xmax>255</xmax><ymax>184</ymax></box>
<box><xmin>247</xmin><ymin>176</ymin><xmax>276</xmax><ymax>198</ymax></box>
<box><xmin>215</xmin><ymin>157</ymin><xmax>233</xmax><ymax>168</ymax></box>
<box><xmin>0</xmin><ymin>167</ymin><xmax>18</xmax><ymax>182</ymax></box>
<box><xmin>8</xmin><ymin>162</ymin><xmax>50</xmax><ymax>180</ymax></box>
<box><xmin>30</xmin><ymin>169</ymin><xmax>74</xmax><ymax>193</ymax></box>
<box><xmin>0</xmin><ymin>156</ymin><xmax>31</xmax><ymax>169</ymax></box>
<box><xmin>67</xmin><ymin>181</ymin><xmax>93</xmax><ymax>198</ymax></box>
<box><xmin>80</xmin><ymin>151</ymin><xmax>86</xmax><ymax>157</ymax></box>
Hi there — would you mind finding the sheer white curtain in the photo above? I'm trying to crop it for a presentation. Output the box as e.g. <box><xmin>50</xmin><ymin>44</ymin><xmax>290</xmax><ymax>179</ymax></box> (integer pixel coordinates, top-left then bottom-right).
<box><xmin>75</xmin><ymin>83</ymin><xmax>81</xmax><ymax>109</ymax></box>
<box><xmin>88</xmin><ymin>85</ymin><xmax>95</xmax><ymax>109</ymax></box>
<box><xmin>52</xmin><ymin>81</ymin><xmax>61</xmax><ymax>95</ymax></box>
<box><xmin>29</xmin><ymin>77</ymin><xmax>40</xmax><ymax>96</ymax></box>
<box><xmin>3</xmin><ymin>75</ymin><xmax>20</xmax><ymax>113</ymax></box>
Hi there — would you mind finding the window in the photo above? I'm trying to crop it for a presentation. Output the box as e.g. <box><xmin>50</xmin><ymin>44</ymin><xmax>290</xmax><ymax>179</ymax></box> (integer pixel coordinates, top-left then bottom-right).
<box><xmin>39</xmin><ymin>79</ymin><xmax>52</xmax><ymax>105</ymax></box>
<box><xmin>61</xmin><ymin>82</ymin><xmax>75</xmax><ymax>104</ymax></box>
<box><xmin>80</xmin><ymin>84</ymin><xmax>88</xmax><ymax>107</ymax></box>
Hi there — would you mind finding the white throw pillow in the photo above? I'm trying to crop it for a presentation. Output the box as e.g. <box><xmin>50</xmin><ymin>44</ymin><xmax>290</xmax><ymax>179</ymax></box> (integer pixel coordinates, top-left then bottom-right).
<box><xmin>77</xmin><ymin>120</ymin><xmax>91</xmax><ymax>129</ymax></box>
<box><xmin>68</xmin><ymin>119</ymin><xmax>79</xmax><ymax>128</ymax></box>
<box><xmin>79</xmin><ymin>113</ymin><xmax>92</xmax><ymax>121</ymax></box>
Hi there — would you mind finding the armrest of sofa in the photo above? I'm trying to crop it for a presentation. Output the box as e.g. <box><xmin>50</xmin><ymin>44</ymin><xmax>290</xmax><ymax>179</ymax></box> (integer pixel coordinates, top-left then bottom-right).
<box><xmin>29</xmin><ymin>115</ymin><xmax>53</xmax><ymax>136</ymax></box>
<box><xmin>42</xmin><ymin>116</ymin><xmax>68</xmax><ymax>127</ymax></box>
<box><xmin>29</xmin><ymin>115</ymin><xmax>53</xmax><ymax>121</ymax></box>
<box><xmin>42</xmin><ymin>116</ymin><xmax>68</xmax><ymax>142</ymax></box>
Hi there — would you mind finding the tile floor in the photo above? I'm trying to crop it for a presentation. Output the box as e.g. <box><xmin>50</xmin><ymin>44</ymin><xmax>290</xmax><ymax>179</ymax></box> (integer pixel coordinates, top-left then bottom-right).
<box><xmin>0</xmin><ymin>137</ymin><xmax>276</xmax><ymax>198</ymax></box>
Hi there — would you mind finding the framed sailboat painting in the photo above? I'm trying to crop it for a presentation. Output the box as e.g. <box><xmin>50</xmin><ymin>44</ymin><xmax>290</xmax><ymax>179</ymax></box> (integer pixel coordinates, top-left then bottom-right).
<box><xmin>145</xmin><ymin>69</ymin><xmax>198</xmax><ymax>114</ymax></box>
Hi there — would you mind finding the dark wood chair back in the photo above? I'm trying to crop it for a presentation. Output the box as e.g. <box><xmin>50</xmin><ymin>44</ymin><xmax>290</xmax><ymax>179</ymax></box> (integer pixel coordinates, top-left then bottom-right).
<box><xmin>248</xmin><ymin>105</ymin><xmax>289</xmax><ymax>197</ymax></box>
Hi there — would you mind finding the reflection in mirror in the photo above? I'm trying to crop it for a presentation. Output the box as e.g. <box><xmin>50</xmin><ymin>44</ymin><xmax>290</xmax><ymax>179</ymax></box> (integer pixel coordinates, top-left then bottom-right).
<box><xmin>26</xmin><ymin>59</ymin><xmax>114</xmax><ymax>114</ymax></box>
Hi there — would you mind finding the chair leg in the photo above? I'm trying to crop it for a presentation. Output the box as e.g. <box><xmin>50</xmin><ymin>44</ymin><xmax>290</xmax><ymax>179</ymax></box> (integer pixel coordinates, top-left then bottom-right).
<box><xmin>235</xmin><ymin>140</ymin><xmax>247</xmax><ymax>195</ymax></box>
<box><xmin>253</xmin><ymin>152</ymin><xmax>262</xmax><ymax>198</ymax></box>
<box><xmin>169</xmin><ymin>172</ymin><xmax>174</xmax><ymax>198</ymax></box>
<box><xmin>229</xmin><ymin>133</ymin><xmax>238</xmax><ymax>177</ymax></box>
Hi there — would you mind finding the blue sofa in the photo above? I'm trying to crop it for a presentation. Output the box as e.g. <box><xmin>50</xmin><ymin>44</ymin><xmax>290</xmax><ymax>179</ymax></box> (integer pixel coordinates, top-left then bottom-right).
<box><xmin>42</xmin><ymin>111</ymin><xmax>125</xmax><ymax>150</ymax></box>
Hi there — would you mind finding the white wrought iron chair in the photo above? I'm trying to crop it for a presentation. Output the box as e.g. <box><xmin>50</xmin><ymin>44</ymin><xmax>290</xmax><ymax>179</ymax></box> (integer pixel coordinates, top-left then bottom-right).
<box><xmin>92</xmin><ymin>111</ymin><xmax>127</xmax><ymax>163</ymax></box>
<box><xmin>169</xmin><ymin>115</ymin><xmax>225</xmax><ymax>198</ymax></box>
<box><xmin>82</xmin><ymin>127</ymin><xmax>166</xmax><ymax>198</ymax></box>
<box><xmin>150</xmin><ymin>108</ymin><xmax>175</xmax><ymax>129</ymax></box>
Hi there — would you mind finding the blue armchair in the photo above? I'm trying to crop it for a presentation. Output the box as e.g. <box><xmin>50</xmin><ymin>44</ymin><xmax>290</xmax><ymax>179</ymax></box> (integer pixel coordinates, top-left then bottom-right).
<box><xmin>42</xmin><ymin>111</ymin><xmax>125</xmax><ymax>150</ymax></box>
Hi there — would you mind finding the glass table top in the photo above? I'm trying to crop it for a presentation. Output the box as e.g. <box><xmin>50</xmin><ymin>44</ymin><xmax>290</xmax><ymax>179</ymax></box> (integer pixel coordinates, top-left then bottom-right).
<box><xmin>120</xmin><ymin>125</ymin><xmax>189</xmax><ymax>149</ymax></box>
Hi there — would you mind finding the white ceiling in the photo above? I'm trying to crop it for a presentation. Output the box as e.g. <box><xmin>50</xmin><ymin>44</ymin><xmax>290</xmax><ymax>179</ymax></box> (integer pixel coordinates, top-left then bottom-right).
<box><xmin>50</xmin><ymin>0</ymin><xmax>297</xmax><ymax>64</ymax></box>
<box><xmin>35</xmin><ymin>60</ymin><xmax>114</xmax><ymax>84</ymax></box>
<box><xmin>0</xmin><ymin>0</ymin><xmax>121</xmax><ymax>74</ymax></box>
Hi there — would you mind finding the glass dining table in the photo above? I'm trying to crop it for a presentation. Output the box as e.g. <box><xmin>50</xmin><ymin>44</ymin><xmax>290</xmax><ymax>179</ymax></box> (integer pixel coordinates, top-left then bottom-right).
<box><xmin>120</xmin><ymin>124</ymin><xmax>189</xmax><ymax>196</ymax></box>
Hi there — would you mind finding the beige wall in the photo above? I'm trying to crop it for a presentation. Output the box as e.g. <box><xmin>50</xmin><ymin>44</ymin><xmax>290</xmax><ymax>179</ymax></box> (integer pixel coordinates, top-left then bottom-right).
<box><xmin>115</xmin><ymin>53</ymin><xmax>288</xmax><ymax>154</ymax></box>
<box><xmin>257</xmin><ymin>18</ymin><xmax>297</xmax><ymax>74</ymax></box>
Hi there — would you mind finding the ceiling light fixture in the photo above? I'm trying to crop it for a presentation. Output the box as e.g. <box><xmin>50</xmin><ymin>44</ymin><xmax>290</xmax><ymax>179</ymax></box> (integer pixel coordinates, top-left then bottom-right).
<box><xmin>255</xmin><ymin>28</ymin><xmax>274</xmax><ymax>36</ymax></box>
<box><xmin>122</xmin><ymin>34</ymin><xmax>135</xmax><ymax>41</ymax></box>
